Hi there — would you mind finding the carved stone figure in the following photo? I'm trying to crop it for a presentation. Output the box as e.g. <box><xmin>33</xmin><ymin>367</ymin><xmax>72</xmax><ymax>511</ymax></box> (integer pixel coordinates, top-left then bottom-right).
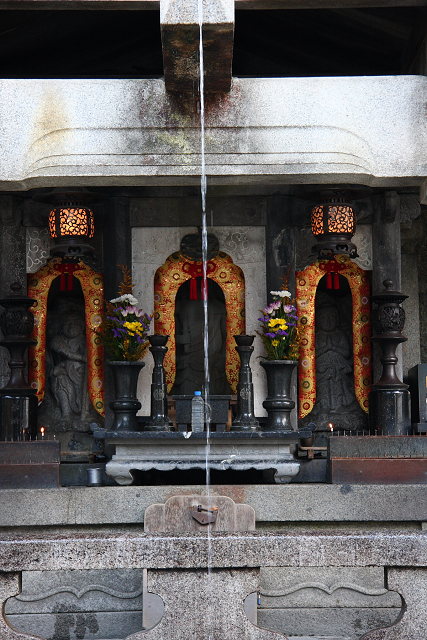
<box><xmin>49</xmin><ymin>313</ymin><xmax>87</xmax><ymax>419</ymax></box>
<box><xmin>172</xmin><ymin>278</ymin><xmax>230</xmax><ymax>395</ymax></box>
<box><xmin>305</xmin><ymin>286</ymin><xmax>368</xmax><ymax>433</ymax></box>
<box><xmin>314</xmin><ymin>305</ymin><xmax>355</xmax><ymax>412</ymax></box>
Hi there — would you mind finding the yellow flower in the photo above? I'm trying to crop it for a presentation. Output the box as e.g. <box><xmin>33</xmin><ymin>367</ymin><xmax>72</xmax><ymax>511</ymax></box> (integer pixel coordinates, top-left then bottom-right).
<box><xmin>123</xmin><ymin>321</ymin><xmax>143</xmax><ymax>336</ymax></box>
<box><xmin>272</xmin><ymin>339</ymin><xmax>279</xmax><ymax>346</ymax></box>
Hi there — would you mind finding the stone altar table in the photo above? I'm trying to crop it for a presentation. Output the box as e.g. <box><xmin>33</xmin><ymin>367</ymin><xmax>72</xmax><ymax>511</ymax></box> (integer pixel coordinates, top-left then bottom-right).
<box><xmin>93</xmin><ymin>429</ymin><xmax>311</xmax><ymax>485</ymax></box>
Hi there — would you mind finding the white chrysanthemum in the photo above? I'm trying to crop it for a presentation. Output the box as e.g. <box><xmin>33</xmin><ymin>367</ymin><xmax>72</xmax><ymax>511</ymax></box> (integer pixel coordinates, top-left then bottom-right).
<box><xmin>278</xmin><ymin>290</ymin><xmax>291</xmax><ymax>298</ymax></box>
<box><xmin>270</xmin><ymin>290</ymin><xmax>280</xmax><ymax>296</ymax></box>
<box><xmin>110</xmin><ymin>294</ymin><xmax>139</xmax><ymax>306</ymax></box>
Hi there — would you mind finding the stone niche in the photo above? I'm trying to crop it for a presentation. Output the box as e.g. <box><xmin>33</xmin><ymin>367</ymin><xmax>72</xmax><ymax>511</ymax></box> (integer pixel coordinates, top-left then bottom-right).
<box><xmin>132</xmin><ymin>226</ymin><xmax>267</xmax><ymax>417</ymax></box>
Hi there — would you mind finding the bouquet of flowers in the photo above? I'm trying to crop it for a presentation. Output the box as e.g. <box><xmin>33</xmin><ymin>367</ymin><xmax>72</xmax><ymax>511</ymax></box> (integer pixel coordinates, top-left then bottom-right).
<box><xmin>257</xmin><ymin>289</ymin><xmax>299</xmax><ymax>361</ymax></box>
<box><xmin>94</xmin><ymin>266</ymin><xmax>152</xmax><ymax>361</ymax></box>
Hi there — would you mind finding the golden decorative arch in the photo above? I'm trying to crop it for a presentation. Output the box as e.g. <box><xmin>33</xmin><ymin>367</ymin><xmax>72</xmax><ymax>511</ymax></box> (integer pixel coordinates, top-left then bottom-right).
<box><xmin>27</xmin><ymin>259</ymin><xmax>105</xmax><ymax>416</ymax></box>
<box><xmin>154</xmin><ymin>251</ymin><xmax>245</xmax><ymax>393</ymax></box>
<box><xmin>296</xmin><ymin>255</ymin><xmax>371</xmax><ymax>418</ymax></box>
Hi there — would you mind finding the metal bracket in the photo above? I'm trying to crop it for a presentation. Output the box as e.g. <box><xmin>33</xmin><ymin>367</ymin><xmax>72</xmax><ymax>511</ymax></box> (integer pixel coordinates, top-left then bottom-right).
<box><xmin>191</xmin><ymin>504</ymin><xmax>218</xmax><ymax>525</ymax></box>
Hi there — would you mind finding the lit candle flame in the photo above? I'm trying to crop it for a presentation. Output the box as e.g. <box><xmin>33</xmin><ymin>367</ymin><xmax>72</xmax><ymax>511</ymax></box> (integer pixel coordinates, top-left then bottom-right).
<box><xmin>328</xmin><ymin>423</ymin><xmax>334</xmax><ymax>432</ymax></box>
<box><xmin>40</xmin><ymin>427</ymin><xmax>45</xmax><ymax>439</ymax></box>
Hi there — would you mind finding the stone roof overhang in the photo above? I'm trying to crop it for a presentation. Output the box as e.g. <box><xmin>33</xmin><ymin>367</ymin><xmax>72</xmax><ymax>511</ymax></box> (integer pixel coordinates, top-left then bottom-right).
<box><xmin>0</xmin><ymin>75</ymin><xmax>426</xmax><ymax>190</ymax></box>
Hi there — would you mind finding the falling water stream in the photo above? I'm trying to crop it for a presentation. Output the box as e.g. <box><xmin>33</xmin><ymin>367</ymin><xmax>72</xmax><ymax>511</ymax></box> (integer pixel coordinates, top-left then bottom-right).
<box><xmin>197</xmin><ymin>0</ymin><xmax>214</xmax><ymax>636</ymax></box>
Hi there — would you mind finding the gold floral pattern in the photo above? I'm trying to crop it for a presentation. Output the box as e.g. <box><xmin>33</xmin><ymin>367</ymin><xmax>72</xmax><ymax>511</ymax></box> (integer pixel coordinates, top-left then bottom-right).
<box><xmin>27</xmin><ymin>259</ymin><xmax>105</xmax><ymax>416</ymax></box>
<box><xmin>296</xmin><ymin>255</ymin><xmax>371</xmax><ymax>418</ymax></box>
<box><xmin>154</xmin><ymin>251</ymin><xmax>245</xmax><ymax>393</ymax></box>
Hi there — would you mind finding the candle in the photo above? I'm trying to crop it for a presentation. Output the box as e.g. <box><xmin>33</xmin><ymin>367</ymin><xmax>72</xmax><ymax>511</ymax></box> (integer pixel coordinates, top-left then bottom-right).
<box><xmin>328</xmin><ymin>422</ymin><xmax>334</xmax><ymax>432</ymax></box>
<box><xmin>40</xmin><ymin>426</ymin><xmax>45</xmax><ymax>440</ymax></box>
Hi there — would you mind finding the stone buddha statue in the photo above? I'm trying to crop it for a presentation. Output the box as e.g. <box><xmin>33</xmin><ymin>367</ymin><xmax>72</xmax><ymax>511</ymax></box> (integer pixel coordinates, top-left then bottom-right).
<box><xmin>49</xmin><ymin>312</ymin><xmax>87</xmax><ymax>419</ymax></box>
<box><xmin>172</xmin><ymin>277</ymin><xmax>230</xmax><ymax>396</ymax></box>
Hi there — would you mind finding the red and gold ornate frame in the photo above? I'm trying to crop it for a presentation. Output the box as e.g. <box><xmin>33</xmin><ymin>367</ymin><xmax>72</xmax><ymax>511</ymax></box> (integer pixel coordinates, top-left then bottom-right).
<box><xmin>296</xmin><ymin>255</ymin><xmax>371</xmax><ymax>418</ymax></box>
<box><xmin>27</xmin><ymin>259</ymin><xmax>105</xmax><ymax>416</ymax></box>
<box><xmin>154</xmin><ymin>251</ymin><xmax>245</xmax><ymax>393</ymax></box>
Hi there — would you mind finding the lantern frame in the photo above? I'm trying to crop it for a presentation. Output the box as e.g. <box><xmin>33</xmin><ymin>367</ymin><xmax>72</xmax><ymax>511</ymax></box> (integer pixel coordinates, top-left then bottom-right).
<box><xmin>310</xmin><ymin>191</ymin><xmax>359</xmax><ymax>260</ymax></box>
<box><xmin>34</xmin><ymin>188</ymin><xmax>104</xmax><ymax>261</ymax></box>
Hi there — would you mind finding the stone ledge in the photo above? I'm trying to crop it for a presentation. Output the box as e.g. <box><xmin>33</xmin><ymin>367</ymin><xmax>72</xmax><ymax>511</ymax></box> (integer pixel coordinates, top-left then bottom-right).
<box><xmin>1</xmin><ymin>531</ymin><xmax>427</xmax><ymax>571</ymax></box>
<box><xmin>0</xmin><ymin>484</ymin><xmax>426</xmax><ymax>527</ymax></box>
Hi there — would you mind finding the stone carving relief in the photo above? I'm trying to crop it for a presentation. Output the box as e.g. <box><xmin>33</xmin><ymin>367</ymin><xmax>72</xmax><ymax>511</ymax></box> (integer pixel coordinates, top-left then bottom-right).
<box><xmin>26</xmin><ymin>228</ymin><xmax>53</xmax><ymax>274</ymax></box>
<box><xmin>304</xmin><ymin>285</ymin><xmax>368</xmax><ymax>432</ymax></box>
<box><xmin>50</xmin><ymin>313</ymin><xmax>87</xmax><ymax>420</ymax></box>
<box><xmin>38</xmin><ymin>296</ymin><xmax>99</xmax><ymax>433</ymax></box>
<box><xmin>258</xmin><ymin>567</ymin><xmax>401</xmax><ymax>640</ymax></box>
<box><xmin>172</xmin><ymin>279</ymin><xmax>230</xmax><ymax>396</ymax></box>
<box><xmin>5</xmin><ymin>569</ymin><xmax>144</xmax><ymax>640</ymax></box>
<box><xmin>315</xmin><ymin>303</ymin><xmax>355</xmax><ymax>413</ymax></box>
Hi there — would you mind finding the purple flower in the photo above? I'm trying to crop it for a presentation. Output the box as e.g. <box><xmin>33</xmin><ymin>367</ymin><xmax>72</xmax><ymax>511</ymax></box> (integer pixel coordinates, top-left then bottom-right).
<box><xmin>265</xmin><ymin>332</ymin><xmax>276</xmax><ymax>338</ymax></box>
<box><xmin>277</xmin><ymin>330</ymin><xmax>289</xmax><ymax>336</ymax></box>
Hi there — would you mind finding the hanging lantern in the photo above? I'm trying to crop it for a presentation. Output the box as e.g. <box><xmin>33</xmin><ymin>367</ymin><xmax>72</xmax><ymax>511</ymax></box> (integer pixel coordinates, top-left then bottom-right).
<box><xmin>310</xmin><ymin>191</ymin><xmax>358</xmax><ymax>260</ymax></box>
<box><xmin>34</xmin><ymin>188</ymin><xmax>103</xmax><ymax>262</ymax></box>
<box><xmin>48</xmin><ymin>203</ymin><xmax>94</xmax><ymax>240</ymax></box>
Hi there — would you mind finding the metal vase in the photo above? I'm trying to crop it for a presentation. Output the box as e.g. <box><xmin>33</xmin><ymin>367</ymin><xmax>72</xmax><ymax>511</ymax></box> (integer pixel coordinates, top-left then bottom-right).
<box><xmin>231</xmin><ymin>335</ymin><xmax>259</xmax><ymax>431</ymax></box>
<box><xmin>108</xmin><ymin>361</ymin><xmax>144</xmax><ymax>432</ymax></box>
<box><xmin>260</xmin><ymin>360</ymin><xmax>298</xmax><ymax>431</ymax></box>
<box><xmin>145</xmin><ymin>334</ymin><xmax>172</xmax><ymax>431</ymax></box>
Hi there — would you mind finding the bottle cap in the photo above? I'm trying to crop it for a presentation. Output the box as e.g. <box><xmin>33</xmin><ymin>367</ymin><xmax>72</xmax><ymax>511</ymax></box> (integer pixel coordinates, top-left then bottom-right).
<box><xmin>194</xmin><ymin>391</ymin><xmax>202</xmax><ymax>396</ymax></box>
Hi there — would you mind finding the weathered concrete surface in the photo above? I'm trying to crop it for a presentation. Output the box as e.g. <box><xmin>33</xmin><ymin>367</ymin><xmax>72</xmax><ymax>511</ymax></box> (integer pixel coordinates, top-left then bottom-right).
<box><xmin>130</xmin><ymin>569</ymin><xmax>286</xmax><ymax>640</ymax></box>
<box><xmin>0</xmin><ymin>573</ymin><xmax>42</xmax><ymax>640</ymax></box>
<box><xmin>1</xmin><ymin>76</ymin><xmax>427</xmax><ymax>190</ymax></box>
<box><xmin>360</xmin><ymin>568</ymin><xmax>427</xmax><ymax>640</ymax></box>
<box><xmin>258</xmin><ymin>567</ymin><xmax>401</xmax><ymax>640</ymax></box>
<box><xmin>161</xmin><ymin>0</ymin><xmax>234</xmax><ymax>92</ymax></box>
<box><xmin>1</xmin><ymin>532</ymin><xmax>427</xmax><ymax>571</ymax></box>
<box><xmin>0</xmin><ymin>484</ymin><xmax>426</xmax><ymax>527</ymax></box>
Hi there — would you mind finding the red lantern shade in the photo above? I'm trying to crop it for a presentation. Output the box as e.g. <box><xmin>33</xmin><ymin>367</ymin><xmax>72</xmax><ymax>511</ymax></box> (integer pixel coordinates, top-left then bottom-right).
<box><xmin>48</xmin><ymin>206</ymin><xmax>95</xmax><ymax>239</ymax></box>
<box><xmin>310</xmin><ymin>193</ymin><xmax>358</xmax><ymax>260</ymax></box>
<box><xmin>34</xmin><ymin>188</ymin><xmax>104</xmax><ymax>264</ymax></box>
<box><xmin>311</xmin><ymin>203</ymin><xmax>356</xmax><ymax>237</ymax></box>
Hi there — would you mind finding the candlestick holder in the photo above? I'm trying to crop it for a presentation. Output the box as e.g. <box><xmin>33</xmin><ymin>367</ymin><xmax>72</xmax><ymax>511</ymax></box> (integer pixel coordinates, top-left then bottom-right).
<box><xmin>231</xmin><ymin>335</ymin><xmax>259</xmax><ymax>432</ymax></box>
<box><xmin>145</xmin><ymin>335</ymin><xmax>173</xmax><ymax>431</ymax></box>
<box><xmin>369</xmin><ymin>279</ymin><xmax>411</xmax><ymax>436</ymax></box>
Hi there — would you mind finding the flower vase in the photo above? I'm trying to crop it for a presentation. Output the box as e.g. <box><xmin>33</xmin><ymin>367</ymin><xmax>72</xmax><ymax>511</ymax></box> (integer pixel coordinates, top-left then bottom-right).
<box><xmin>260</xmin><ymin>360</ymin><xmax>298</xmax><ymax>431</ymax></box>
<box><xmin>108</xmin><ymin>361</ymin><xmax>145</xmax><ymax>432</ymax></box>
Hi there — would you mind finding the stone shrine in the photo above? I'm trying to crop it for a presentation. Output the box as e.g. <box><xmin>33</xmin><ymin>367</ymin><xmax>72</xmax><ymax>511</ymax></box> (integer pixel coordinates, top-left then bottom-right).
<box><xmin>1</xmin><ymin>2</ymin><xmax>427</xmax><ymax>640</ymax></box>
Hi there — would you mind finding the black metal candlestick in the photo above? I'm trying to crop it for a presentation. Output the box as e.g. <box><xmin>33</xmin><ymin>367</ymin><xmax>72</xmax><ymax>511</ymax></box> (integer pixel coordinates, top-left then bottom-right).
<box><xmin>145</xmin><ymin>335</ymin><xmax>173</xmax><ymax>431</ymax></box>
<box><xmin>369</xmin><ymin>279</ymin><xmax>411</xmax><ymax>436</ymax></box>
<box><xmin>0</xmin><ymin>283</ymin><xmax>38</xmax><ymax>441</ymax></box>
<box><xmin>231</xmin><ymin>335</ymin><xmax>259</xmax><ymax>432</ymax></box>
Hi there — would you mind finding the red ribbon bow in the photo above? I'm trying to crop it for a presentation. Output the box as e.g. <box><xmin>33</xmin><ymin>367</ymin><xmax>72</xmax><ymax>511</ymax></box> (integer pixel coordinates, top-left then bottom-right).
<box><xmin>319</xmin><ymin>260</ymin><xmax>346</xmax><ymax>290</ymax></box>
<box><xmin>54</xmin><ymin>263</ymin><xmax>81</xmax><ymax>291</ymax></box>
<box><xmin>182</xmin><ymin>261</ymin><xmax>216</xmax><ymax>300</ymax></box>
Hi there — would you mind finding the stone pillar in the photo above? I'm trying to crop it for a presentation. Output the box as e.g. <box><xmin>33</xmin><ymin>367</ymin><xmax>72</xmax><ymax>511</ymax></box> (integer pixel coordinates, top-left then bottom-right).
<box><xmin>266</xmin><ymin>195</ymin><xmax>295</xmax><ymax>300</ymax></box>
<box><xmin>265</xmin><ymin>195</ymin><xmax>297</xmax><ymax>428</ymax></box>
<box><xmin>160</xmin><ymin>0</ymin><xmax>234</xmax><ymax>93</ymax></box>
<box><xmin>103</xmin><ymin>196</ymin><xmax>133</xmax><ymax>429</ymax></box>
<box><xmin>0</xmin><ymin>197</ymin><xmax>27</xmax><ymax>390</ymax></box>
<box><xmin>103</xmin><ymin>196</ymin><xmax>132</xmax><ymax>301</ymax></box>
<box><xmin>372</xmin><ymin>191</ymin><xmax>403</xmax><ymax>382</ymax></box>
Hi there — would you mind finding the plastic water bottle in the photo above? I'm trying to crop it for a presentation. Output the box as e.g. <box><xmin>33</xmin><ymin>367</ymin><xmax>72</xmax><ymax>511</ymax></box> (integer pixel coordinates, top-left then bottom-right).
<box><xmin>191</xmin><ymin>391</ymin><xmax>204</xmax><ymax>432</ymax></box>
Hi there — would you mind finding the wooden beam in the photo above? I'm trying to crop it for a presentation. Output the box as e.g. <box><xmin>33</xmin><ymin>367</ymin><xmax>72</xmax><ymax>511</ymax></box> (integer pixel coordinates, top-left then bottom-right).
<box><xmin>0</xmin><ymin>0</ymin><xmax>426</xmax><ymax>9</ymax></box>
